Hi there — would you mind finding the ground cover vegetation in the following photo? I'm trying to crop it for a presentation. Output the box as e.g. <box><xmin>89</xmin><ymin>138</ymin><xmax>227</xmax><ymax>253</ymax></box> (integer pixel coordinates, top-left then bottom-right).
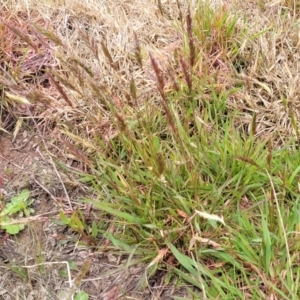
<box><xmin>0</xmin><ymin>0</ymin><xmax>300</xmax><ymax>299</ymax></box>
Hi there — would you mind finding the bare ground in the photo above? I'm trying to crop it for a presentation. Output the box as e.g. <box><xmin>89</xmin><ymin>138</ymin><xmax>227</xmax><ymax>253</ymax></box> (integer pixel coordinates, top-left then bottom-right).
<box><xmin>0</xmin><ymin>131</ymin><xmax>175</xmax><ymax>299</ymax></box>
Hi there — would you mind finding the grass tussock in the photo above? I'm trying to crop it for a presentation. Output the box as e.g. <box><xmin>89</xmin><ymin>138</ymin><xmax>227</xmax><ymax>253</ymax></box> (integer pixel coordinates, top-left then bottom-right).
<box><xmin>1</xmin><ymin>0</ymin><xmax>300</xmax><ymax>299</ymax></box>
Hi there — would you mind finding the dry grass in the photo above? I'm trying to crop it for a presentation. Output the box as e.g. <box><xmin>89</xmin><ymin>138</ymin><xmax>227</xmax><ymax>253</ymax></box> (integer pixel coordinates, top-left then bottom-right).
<box><xmin>231</xmin><ymin>1</ymin><xmax>300</xmax><ymax>141</ymax></box>
<box><xmin>1</xmin><ymin>0</ymin><xmax>187</xmax><ymax>160</ymax></box>
<box><xmin>2</xmin><ymin>0</ymin><xmax>300</xmax><ymax>142</ymax></box>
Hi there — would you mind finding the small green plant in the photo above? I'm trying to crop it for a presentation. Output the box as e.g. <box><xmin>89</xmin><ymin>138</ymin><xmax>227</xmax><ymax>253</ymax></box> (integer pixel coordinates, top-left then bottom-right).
<box><xmin>59</xmin><ymin>210</ymin><xmax>87</xmax><ymax>235</ymax></box>
<box><xmin>74</xmin><ymin>291</ymin><xmax>89</xmax><ymax>300</ymax></box>
<box><xmin>0</xmin><ymin>189</ymin><xmax>35</xmax><ymax>234</ymax></box>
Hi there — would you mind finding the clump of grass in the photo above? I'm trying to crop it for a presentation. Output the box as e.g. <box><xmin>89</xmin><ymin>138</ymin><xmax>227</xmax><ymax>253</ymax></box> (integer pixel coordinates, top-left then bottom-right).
<box><xmin>1</xmin><ymin>0</ymin><xmax>300</xmax><ymax>299</ymax></box>
<box><xmin>72</xmin><ymin>3</ymin><xmax>299</xmax><ymax>299</ymax></box>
